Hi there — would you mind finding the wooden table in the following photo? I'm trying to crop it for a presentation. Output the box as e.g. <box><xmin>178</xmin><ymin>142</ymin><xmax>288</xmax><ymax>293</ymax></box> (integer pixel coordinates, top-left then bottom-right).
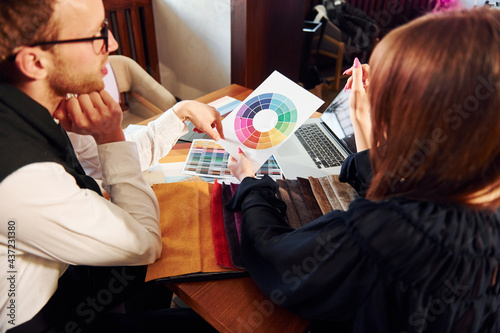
<box><xmin>142</xmin><ymin>84</ymin><xmax>311</xmax><ymax>333</ymax></box>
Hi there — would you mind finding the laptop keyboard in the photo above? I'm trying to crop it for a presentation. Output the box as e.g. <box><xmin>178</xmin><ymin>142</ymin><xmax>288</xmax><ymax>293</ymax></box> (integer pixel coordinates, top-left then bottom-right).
<box><xmin>295</xmin><ymin>123</ymin><xmax>344</xmax><ymax>169</ymax></box>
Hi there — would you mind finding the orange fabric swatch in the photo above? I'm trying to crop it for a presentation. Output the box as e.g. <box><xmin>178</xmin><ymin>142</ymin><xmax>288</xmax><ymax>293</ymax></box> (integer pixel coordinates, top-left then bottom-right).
<box><xmin>145</xmin><ymin>181</ymin><xmax>238</xmax><ymax>282</ymax></box>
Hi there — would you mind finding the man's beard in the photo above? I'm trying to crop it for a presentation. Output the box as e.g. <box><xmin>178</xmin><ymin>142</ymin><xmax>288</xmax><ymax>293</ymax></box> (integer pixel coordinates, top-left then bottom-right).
<box><xmin>48</xmin><ymin>58</ymin><xmax>105</xmax><ymax>97</ymax></box>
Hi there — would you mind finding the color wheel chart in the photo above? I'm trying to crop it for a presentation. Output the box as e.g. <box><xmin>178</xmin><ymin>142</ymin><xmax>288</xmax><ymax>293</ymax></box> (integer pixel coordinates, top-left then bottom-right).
<box><xmin>182</xmin><ymin>139</ymin><xmax>281</xmax><ymax>179</ymax></box>
<box><xmin>218</xmin><ymin>70</ymin><xmax>325</xmax><ymax>174</ymax></box>
<box><xmin>234</xmin><ymin>93</ymin><xmax>297</xmax><ymax>150</ymax></box>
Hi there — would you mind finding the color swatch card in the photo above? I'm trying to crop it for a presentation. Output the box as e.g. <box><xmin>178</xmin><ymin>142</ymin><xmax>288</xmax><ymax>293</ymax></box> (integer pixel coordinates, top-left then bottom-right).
<box><xmin>209</xmin><ymin>96</ymin><xmax>242</xmax><ymax>115</ymax></box>
<box><xmin>218</xmin><ymin>71</ymin><xmax>324</xmax><ymax>172</ymax></box>
<box><xmin>182</xmin><ymin>139</ymin><xmax>282</xmax><ymax>179</ymax></box>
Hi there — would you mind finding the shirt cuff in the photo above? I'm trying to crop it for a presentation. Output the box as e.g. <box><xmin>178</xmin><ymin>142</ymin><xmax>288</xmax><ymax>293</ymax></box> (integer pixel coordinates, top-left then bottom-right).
<box><xmin>151</xmin><ymin>108</ymin><xmax>188</xmax><ymax>136</ymax></box>
<box><xmin>97</xmin><ymin>141</ymin><xmax>142</xmax><ymax>184</ymax></box>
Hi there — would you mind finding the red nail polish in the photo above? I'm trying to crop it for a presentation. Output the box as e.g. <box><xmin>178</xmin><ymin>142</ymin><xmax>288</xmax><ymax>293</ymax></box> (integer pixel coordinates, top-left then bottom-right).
<box><xmin>342</xmin><ymin>69</ymin><xmax>348</xmax><ymax>75</ymax></box>
<box><xmin>238</xmin><ymin>147</ymin><xmax>243</xmax><ymax>154</ymax></box>
<box><xmin>354</xmin><ymin>57</ymin><xmax>361</xmax><ymax>69</ymax></box>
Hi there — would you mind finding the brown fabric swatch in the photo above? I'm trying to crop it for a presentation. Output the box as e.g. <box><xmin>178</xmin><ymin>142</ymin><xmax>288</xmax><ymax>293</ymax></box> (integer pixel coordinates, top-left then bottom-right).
<box><xmin>308</xmin><ymin>176</ymin><xmax>333</xmax><ymax>215</ymax></box>
<box><xmin>276</xmin><ymin>179</ymin><xmax>301</xmax><ymax>229</ymax></box>
<box><xmin>146</xmin><ymin>182</ymin><xmax>237</xmax><ymax>282</ymax></box>
<box><xmin>318</xmin><ymin>176</ymin><xmax>344</xmax><ymax>210</ymax></box>
<box><xmin>297</xmin><ymin>177</ymin><xmax>323</xmax><ymax>220</ymax></box>
<box><xmin>286</xmin><ymin>179</ymin><xmax>313</xmax><ymax>227</ymax></box>
<box><xmin>327</xmin><ymin>174</ymin><xmax>359</xmax><ymax>210</ymax></box>
<box><xmin>230</xmin><ymin>183</ymin><xmax>243</xmax><ymax>243</ymax></box>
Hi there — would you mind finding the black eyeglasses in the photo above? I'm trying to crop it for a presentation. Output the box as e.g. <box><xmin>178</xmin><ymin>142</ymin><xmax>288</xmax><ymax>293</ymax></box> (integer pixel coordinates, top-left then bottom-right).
<box><xmin>29</xmin><ymin>19</ymin><xmax>108</xmax><ymax>53</ymax></box>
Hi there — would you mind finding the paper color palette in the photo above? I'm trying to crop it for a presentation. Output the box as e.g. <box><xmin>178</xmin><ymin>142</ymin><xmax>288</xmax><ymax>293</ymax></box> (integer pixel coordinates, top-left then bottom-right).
<box><xmin>209</xmin><ymin>96</ymin><xmax>242</xmax><ymax>116</ymax></box>
<box><xmin>182</xmin><ymin>139</ymin><xmax>281</xmax><ymax>179</ymax></box>
<box><xmin>218</xmin><ymin>71</ymin><xmax>324</xmax><ymax>173</ymax></box>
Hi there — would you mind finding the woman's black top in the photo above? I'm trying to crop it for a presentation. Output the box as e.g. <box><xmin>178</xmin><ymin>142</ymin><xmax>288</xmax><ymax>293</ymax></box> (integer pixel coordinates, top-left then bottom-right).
<box><xmin>228</xmin><ymin>151</ymin><xmax>500</xmax><ymax>333</ymax></box>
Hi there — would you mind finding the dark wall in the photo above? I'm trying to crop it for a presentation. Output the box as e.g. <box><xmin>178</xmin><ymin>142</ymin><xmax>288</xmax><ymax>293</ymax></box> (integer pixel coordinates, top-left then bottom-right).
<box><xmin>231</xmin><ymin>0</ymin><xmax>307</xmax><ymax>89</ymax></box>
<box><xmin>230</xmin><ymin>0</ymin><xmax>432</xmax><ymax>89</ymax></box>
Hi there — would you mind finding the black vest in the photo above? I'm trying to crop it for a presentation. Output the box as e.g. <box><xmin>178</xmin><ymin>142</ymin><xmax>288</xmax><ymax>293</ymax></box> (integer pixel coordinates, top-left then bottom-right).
<box><xmin>0</xmin><ymin>84</ymin><xmax>123</xmax><ymax>333</ymax></box>
<box><xmin>0</xmin><ymin>83</ymin><xmax>101</xmax><ymax>195</ymax></box>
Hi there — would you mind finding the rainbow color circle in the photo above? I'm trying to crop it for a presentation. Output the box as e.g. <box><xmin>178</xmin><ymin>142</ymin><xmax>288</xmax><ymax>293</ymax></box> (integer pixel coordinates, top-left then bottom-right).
<box><xmin>234</xmin><ymin>93</ymin><xmax>297</xmax><ymax>149</ymax></box>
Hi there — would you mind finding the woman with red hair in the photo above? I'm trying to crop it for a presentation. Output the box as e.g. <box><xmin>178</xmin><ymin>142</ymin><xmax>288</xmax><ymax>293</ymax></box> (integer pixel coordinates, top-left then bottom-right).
<box><xmin>229</xmin><ymin>8</ymin><xmax>500</xmax><ymax>332</ymax></box>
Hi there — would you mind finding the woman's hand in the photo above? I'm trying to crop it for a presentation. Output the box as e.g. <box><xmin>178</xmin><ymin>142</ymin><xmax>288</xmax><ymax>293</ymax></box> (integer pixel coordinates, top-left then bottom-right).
<box><xmin>228</xmin><ymin>148</ymin><xmax>256</xmax><ymax>181</ymax></box>
<box><xmin>172</xmin><ymin>100</ymin><xmax>225</xmax><ymax>141</ymax></box>
<box><xmin>54</xmin><ymin>90</ymin><xmax>125</xmax><ymax>144</ymax></box>
<box><xmin>344</xmin><ymin>57</ymin><xmax>372</xmax><ymax>151</ymax></box>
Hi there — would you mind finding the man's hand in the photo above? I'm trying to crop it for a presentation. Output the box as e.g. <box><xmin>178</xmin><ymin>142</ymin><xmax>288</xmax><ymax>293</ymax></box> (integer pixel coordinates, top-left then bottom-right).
<box><xmin>172</xmin><ymin>100</ymin><xmax>225</xmax><ymax>141</ymax></box>
<box><xmin>54</xmin><ymin>90</ymin><xmax>125</xmax><ymax>144</ymax></box>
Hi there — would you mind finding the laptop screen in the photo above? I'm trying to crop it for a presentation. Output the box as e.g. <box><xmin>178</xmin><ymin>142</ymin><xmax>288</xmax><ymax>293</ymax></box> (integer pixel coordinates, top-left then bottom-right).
<box><xmin>320</xmin><ymin>89</ymin><xmax>357</xmax><ymax>154</ymax></box>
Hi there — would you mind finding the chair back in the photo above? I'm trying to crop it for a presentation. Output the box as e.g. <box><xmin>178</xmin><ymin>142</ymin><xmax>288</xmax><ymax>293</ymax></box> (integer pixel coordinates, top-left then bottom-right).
<box><xmin>103</xmin><ymin>0</ymin><xmax>161</xmax><ymax>83</ymax></box>
<box><xmin>310</xmin><ymin>6</ymin><xmax>344</xmax><ymax>92</ymax></box>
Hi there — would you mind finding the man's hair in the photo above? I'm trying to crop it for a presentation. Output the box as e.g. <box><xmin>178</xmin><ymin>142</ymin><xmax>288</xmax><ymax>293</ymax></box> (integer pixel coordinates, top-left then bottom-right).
<box><xmin>367</xmin><ymin>8</ymin><xmax>500</xmax><ymax>210</ymax></box>
<box><xmin>0</xmin><ymin>0</ymin><xmax>57</xmax><ymax>81</ymax></box>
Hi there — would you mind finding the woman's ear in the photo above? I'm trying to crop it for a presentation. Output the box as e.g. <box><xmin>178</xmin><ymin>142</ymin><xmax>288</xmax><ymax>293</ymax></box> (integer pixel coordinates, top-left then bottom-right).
<box><xmin>14</xmin><ymin>47</ymin><xmax>50</xmax><ymax>80</ymax></box>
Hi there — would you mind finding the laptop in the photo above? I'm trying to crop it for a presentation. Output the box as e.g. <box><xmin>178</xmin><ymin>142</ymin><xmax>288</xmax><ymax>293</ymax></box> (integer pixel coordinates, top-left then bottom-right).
<box><xmin>274</xmin><ymin>89</ymin><xmax>357</xmax><ymax>179</ymax></box>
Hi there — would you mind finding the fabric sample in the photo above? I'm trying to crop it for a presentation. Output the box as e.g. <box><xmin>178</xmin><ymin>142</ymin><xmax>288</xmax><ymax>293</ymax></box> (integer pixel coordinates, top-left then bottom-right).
<box><xmin>221</xmin><ymin>183</ymin><xmax>244</xmax><ymax>269</ymax></box>
<box><xmin>211</xmin><ymin>180</ymin><xmax>237</xmax><ymax>269</ymax></box>
<box><xmin>146</xmin><ymin>182</ymin><xmax>236</xmax><ymax>282</ymax></box>
<box><xmin>327</xmin><ymin>174</ymin><xmax>359</xmax><ymax>210</ymax></box>
<box><xmin>276</xmin><ymin>179</ymin><xmax>301</xmax><ymax>229</ymax></box>
<box><xmin>230</xmin><ymin>183</ymin><xmax>243</xmax><ymax>242</ymax></box>
<box><xmin>318</xmin><ymin>176</ymin><xmax>344</xmax><ymax>210</ymax></box>
<box><xmin>297</xmin><ymin>177</ymin><xmax>323</xmax><ymax>220</ymax></box>
<box><xmin>286</xmin><ymin>179</ymin><xmax>313</xmax><ymax>227</ymax></box>
<box><xmin>308</xmin><ymin>176</ymin><xmax>333</xmax><ymax>214</ymax></box>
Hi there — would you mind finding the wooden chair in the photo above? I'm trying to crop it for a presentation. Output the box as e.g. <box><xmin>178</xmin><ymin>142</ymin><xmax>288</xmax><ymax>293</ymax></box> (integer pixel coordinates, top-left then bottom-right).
<box><xmin>310</xmin><ymin>5</ymin><xmax>345</xmax><ymax>93</ymax></box>
<box><xmin>103</xmin><ymin>0</ymin><xmax>161</xmax><ymax>83</ymax></box>
<box><xmin>107</xmin><ymin>55</ymin><xmax>176</xmax><ymax>127</ymax></box>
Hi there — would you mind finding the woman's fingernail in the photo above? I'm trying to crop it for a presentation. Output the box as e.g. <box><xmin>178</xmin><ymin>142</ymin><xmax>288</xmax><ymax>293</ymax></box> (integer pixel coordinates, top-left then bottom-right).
<box><xmin>238</xmin><ymin>147</ymin><xmax>243</xmax><ymax>154</ymax></box>
<box><xmin>353</xmin><ymin>57</ymin><xmax>361</xmax><ymax>69</ymax></box>
<box><xmin>342</xmin><ymin>69</ymin><xmax>348</xmax><ymax>75</ymax></box>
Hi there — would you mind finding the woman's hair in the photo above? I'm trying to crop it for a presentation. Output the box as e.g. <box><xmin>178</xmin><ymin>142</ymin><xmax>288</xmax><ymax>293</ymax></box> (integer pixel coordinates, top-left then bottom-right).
<box><xmin>367</xmin><ymin>8</ymin><xmax>500</xmax><ymax>210</ymax></box>
<box><xmin>0</xmin><ymin>0</ymin><xmax>57</xmax><ymax>81</ymax></box>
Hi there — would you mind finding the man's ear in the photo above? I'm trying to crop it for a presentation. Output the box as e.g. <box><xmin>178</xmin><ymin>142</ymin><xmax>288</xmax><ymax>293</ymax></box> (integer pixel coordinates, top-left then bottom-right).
<box><xmin>14</xmin><ymin>47</ymin><xmax>50</xmax><ymax>80</ymax></box>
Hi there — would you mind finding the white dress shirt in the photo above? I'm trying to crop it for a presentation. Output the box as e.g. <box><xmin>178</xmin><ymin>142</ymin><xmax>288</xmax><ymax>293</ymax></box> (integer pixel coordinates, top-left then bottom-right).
<box><xmin>0</xmin><ymin>62</ymin><xmax>190</xmax><ymax>329</ymax></box>
<box><xmin>0</xmin><ymin>139</ymin><xmax>172</xmax><ymax>329</ymax></box>
<box><xmin>0</xmin><ymin>92</ymin><xmax>189</xmax><ymax>329</ymax></box>
<box><xmin>102</xmin><ymin>62</ymin><xmax>121</xmax><ymax>103</ymax></box>
<box><xmin>68</xmin><ymin>108</ymin><xmax>188</xmax><ymax>178</ymax></box>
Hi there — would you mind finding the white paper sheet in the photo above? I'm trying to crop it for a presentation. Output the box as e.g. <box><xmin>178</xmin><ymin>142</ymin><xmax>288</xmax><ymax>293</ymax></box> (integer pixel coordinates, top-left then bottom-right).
<box><xmin>217</xmin><ymin>71</ymin><xmax>324</xmax><ymax>172</ymax></box>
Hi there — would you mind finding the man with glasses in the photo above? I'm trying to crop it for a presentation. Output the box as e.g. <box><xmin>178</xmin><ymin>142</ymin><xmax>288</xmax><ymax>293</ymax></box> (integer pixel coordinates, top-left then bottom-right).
<box><xmin>30</xmin><ymin>18</ymin><xmax>110</xmax><ymax>53</ymax></box>
<box><xmin>0</xmin><ymin>0</ymin><xmax>218</xmax><ymax>332</ymax></box>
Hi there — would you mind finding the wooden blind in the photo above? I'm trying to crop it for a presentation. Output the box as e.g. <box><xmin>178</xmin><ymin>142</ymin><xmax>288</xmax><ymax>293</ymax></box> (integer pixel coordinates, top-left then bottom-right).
<box><xmin>103</xmin><ymin>0</ymin><xmax>160</xmax><ymax>83</ymax></box>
